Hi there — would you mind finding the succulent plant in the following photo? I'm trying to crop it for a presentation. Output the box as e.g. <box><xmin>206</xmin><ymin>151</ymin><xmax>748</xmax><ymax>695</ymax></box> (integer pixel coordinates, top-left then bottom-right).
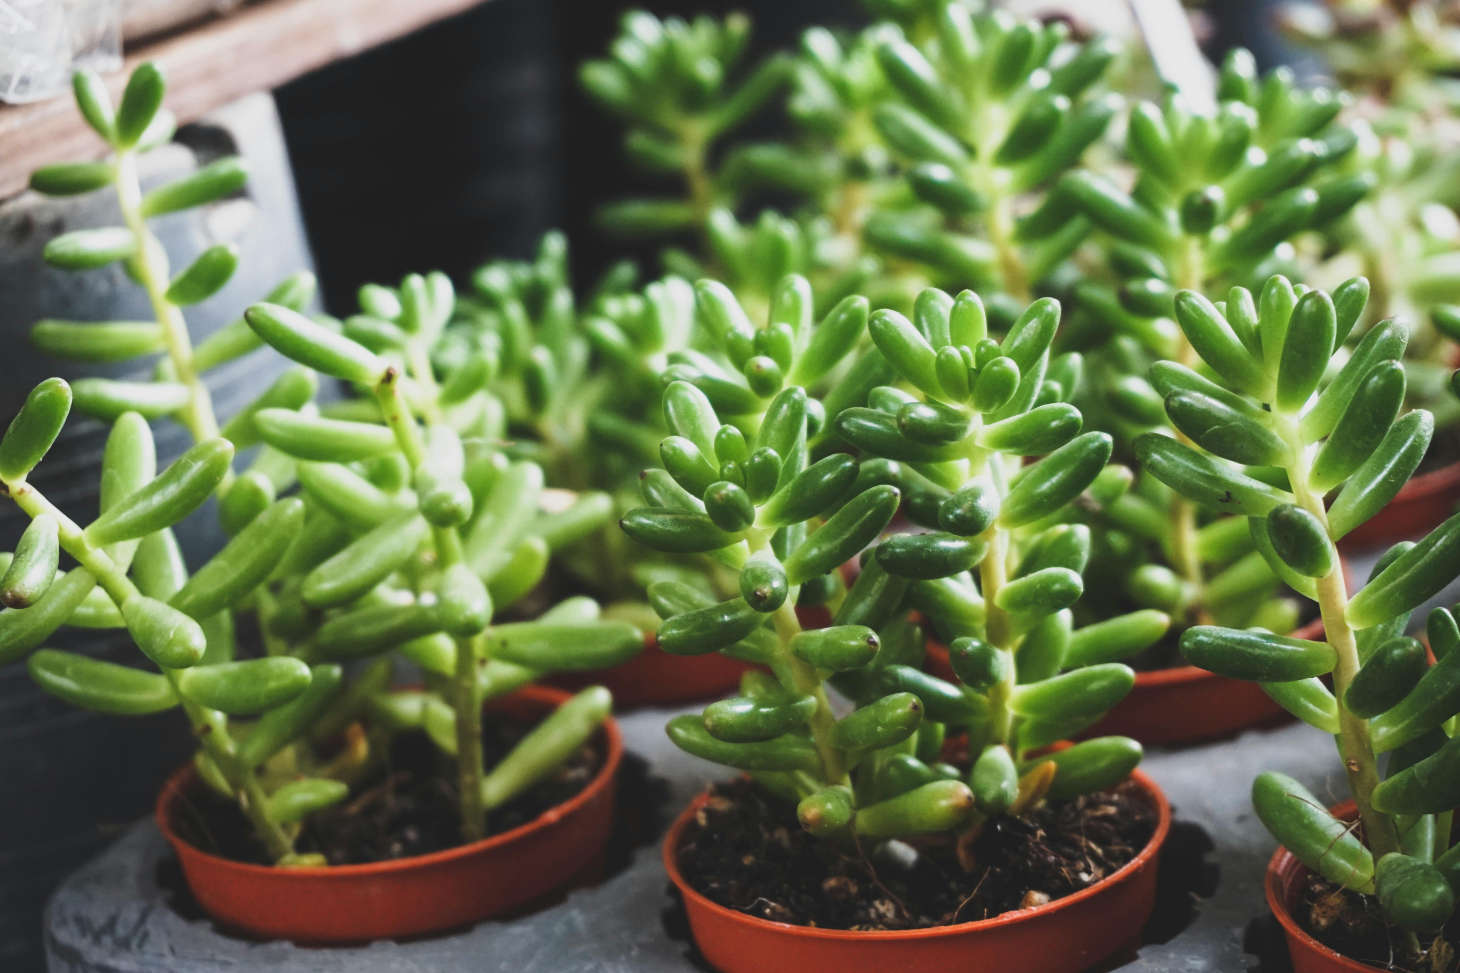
<box><xmin>623</xmin><ymin>275</ymin><xmax>1162</xmax><ymax>842</ymax></box>
<box><xmin>580</xmin><ymin>9</ymin><xmax>790</xmax><ymax>238</ymax></box>
<box><xmin>855</xmin><ymin>7</ymin><xmax>1119</xmax><ymax>308</ymax></box>
<box><xmin>5</xmin><ymin>62</ymin><xmax>643</xmax><ymax>861</ymax></box>
<box><xmin>1143</xmin><ymin>273</ymin><xmax>1460</xmax><ymax>955</ymax></box>
<box><xmin>1041</xmin><ymin>53</ymin><xmax>1368</xmax><ymax>651</ymax></box>
<box><xmin>241</xmin><ymin>297</ymin><xmax>644</xmax><ymax>845</ymax></box>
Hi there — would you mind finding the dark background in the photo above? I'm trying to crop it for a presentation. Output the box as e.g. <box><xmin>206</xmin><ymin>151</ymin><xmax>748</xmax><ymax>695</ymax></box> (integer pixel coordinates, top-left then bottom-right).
<box><xmin>274</xmin><ymin>0</ymin><xmax>860</xmax><ymax>312</ymax></box>
<box><xmin>270</xmin><ymin>0</ymin><xmax>1287</xmax><ymax>315</ymax></box>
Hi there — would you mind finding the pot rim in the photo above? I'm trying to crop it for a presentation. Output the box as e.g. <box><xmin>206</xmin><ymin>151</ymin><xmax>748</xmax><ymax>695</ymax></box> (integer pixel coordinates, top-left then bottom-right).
<box><xmin>663</xmin><ymin>766</ymin><xmax>1170</xmax><ymax>943</ymax></box>
<box><xmin>1398</xmin><ymin>459</ymin><xmax>1460</xmax><ymax>500</ymax></box>
<box><xmin>1263</xmin><ymin>800</ymin><xmax>1377</xmax><ymax>972</ymax></box>
<box><xmin>155</xmin><ymin>683</ymin><xmax>623</xmax><ymax>879</ymax></box>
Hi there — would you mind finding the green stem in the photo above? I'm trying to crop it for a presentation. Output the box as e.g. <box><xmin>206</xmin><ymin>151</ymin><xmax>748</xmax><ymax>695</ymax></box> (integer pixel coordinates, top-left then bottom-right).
<box><xmin>978</xmin><ymin>518</ymin><xmax>1017</xmax><ymax>748</ymax></box>
<box><xmin>373</xmin><ymin>365</ymin><xmax>486</xmax><ymax>842</ymax></box>
<box><xmin>986</xmin><ymin>188</ymin><xmax>1030</xmax><ymax>303</ymax></box>
<box><xmin>681</xmin><ymin>124</ymin><xmax>713</xmax><ymax>223</ymax></box>
<box><xmin>771</xmin><ymin>600</ymin><xmax>847</xmax><ymax>786</ymax></box>
<box><xmin>113</xmin><ymin>153</ymin><xmax>228</xmax><ymax>486</ymax></box>
<box><xmin>1282</xmin><ymin>424</ymin><xmax>1400</xmax><ymax>859</ymax></box>
<box><xmin>452</xmin><ymin>631</ymin><xmax>487</xmax><ymax>842</ymax></box>
<box><xmin>7</xmin><ymin>477</ymin><xmax>290</xmax><ymax>858</ymax></box>
<box><xmin>1168</xmin><ymin>238</ymin><xmax>1209</xmax><ymax>620</ymax></box>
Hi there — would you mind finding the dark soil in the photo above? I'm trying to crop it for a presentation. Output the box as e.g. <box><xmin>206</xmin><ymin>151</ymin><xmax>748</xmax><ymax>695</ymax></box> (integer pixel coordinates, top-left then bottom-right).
<box><xmin>170</xmin><ymin>717</ymin><xmax>603</xmax><ymax>867</ymax></box>
<box><xmin>1295</xmin><ymin>874</ymin><xmax>1460</xmax><ymax>973</ymax></box>
<box><xmin>673</xmin><ymin>776</ymin><xmax>1157</xmax><ymax>931</ymax></box>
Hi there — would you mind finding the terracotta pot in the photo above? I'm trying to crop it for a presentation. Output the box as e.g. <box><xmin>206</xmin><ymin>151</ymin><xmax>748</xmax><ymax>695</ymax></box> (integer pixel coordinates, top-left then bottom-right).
<box><xmin>665</xmin><ymin>769</ymin><xmax>1171</xmax><ymax>973</ymax></box>
<box><xmin>1340</xmin><ymin>460</ymin><xmax>1460</xmax><ymax>549</ymax></box>
<box><xmin>1265</xmin><ymin>801</ymin><xmax>1380</xmax><ymax>973</ymax></box>
<box><xmin>156</xmin><ymin>685</ymin><xmax>622</xmax><ymax>943</ymax></box>
<box><xmin>549</xmin><ymin>633</ymin><xmax>752</xmax><ymax>709</ymax></box>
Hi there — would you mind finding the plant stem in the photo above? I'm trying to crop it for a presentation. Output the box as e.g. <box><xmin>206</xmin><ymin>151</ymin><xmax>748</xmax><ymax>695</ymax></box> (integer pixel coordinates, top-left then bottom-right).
<box><xmin>681</xmin><ymin>123</ymin><xmax>713</xmax><ymax>222</ymax></box>
<box><xmin>6</xmin><ymin>477</ymin><xmax>291</xmax><ymax>859</ymax></box>
<box><xmin>374</xmin><ymin>366</ymin><xmax>487</xmax><ymax>842</ymax></box>
<box><xmin>113</xmin><ymin>153</ymin><xmax>227</xmax><ymax>484</ymax></box>
<box><xmin>978</xmin><ymin>524</ymin><xmax>1017</xmax><ymax>748</ymax></box>
<box><xmin>452</xmin><ymin>631</ymin><xmax>487</xmax><ymax>842</ymax></box>
<box><xmin>1168</xmin><ymin>238</ymin><xmax>1210</xmax><ymax>621</ymax></box>
<box><xmin>986</xmin><ymin>189</ymin><xmax>1030</xmax><ymax>303</ymax></box>
<box><xmin>771</xmin><ymin>599</ymin><xmax>847</xmax><ymax>786</ymax></box>
<box><xmin>1282</xmin><ymin>425</ymin><xmax>1400</xmax><ymax>858</ymax></box>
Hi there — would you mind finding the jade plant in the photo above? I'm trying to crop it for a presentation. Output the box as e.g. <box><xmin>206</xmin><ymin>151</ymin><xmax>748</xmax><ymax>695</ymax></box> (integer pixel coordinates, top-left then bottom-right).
<box><xmin>623</xmin><ymin>275</ymin><xmax>1163</xmax><ymax>847</ymax></box>
<box><xmin>4</xmin><ymin>62</ymin><xmax>642</xmax><ymax>862</ymax></box>
<box><xmin>1140</xmin><ymin>274</ymin><xmax>1460</xmax><ymax>960</ymax></box>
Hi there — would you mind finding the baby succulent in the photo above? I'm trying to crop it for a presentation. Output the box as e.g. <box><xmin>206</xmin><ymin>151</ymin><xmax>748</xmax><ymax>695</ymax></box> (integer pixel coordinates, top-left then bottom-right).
<box><xmin>1064</xmin><ymin>50</ymin><xmax>1364</xmax><ymax>362</ymax></box>
<box><xmin>620</xmin><ymin>278</ymin><xmax>927</xmax><ymax>838</ymax></box>
<box><xmin>1041</xmin><ymin>55</ymin><xmax>1367</xmax><ymax>652</ymax></box>
<box><xmin>1142</xmin><ymin>274</ymin><xmax>1460</xmax><ymax>944</ymax></box>
<box><xmin>1313</xmin><ymin>120</ymin><xmax>1460</xmax><ymax>425</ymax></box>
<box><xmin>624</xmin><ymin>278</ymin><xmax>1159</xmax><ymax>844</ymax></box>
<box><xmin>859</xmin><ymin>6</ymin><xmax>1118</xmax><ymax>307</ymax></box>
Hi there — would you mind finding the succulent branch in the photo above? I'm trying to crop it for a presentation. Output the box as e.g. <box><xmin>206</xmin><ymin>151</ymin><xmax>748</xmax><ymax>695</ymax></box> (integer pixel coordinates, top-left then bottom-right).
<box><xmin>1144</xmin><ymin>273</ymin><xmax>1460</xmax><ymax>951</ymax></box>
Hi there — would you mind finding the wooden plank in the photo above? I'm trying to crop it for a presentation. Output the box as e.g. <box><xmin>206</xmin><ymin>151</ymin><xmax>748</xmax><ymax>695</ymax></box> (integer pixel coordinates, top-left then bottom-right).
<box><xmin>124</xmin><ymin>0</ymin><xmax>242</xmax><ymax>44</ymax></box>
<box><xmin>0</xmin><ymin>0</ymin><xmax>488</xmax><ymax>199</ymax></box>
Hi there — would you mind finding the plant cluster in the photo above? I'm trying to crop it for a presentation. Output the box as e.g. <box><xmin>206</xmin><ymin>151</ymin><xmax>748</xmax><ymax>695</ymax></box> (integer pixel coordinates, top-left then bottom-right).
<box><xmin>624</xmin><ymin>276</ymin><xmax>1165</xmax><ymax>843</ymax></box>
<box><xmin>584</xmin><ymin>7</ymin><xmax>1404</xmax><ymax>662</ymax></box>
<box><xmin>7</xmin><ymin>63</ymin><xmax>644</xmax><ymax>861</ymax></box>
<box><xmin>13</xmin><ymin>3</ymin><xmax>1460</xmax><ymax>967</ymax></box>
<box><xmin>581</xmin><ymin>2</ymin><xmax>1460</xmax><ymax>959</ymax></box>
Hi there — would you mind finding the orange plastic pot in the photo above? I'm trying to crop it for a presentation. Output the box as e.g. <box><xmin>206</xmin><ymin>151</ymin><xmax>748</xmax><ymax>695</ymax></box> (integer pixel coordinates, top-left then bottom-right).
<box><xmin>156</xmin><ymin>685</ymin><xmax>622</xmax><ymax>943</ymax></box>
<box><xmin>549</xmin><ymin>632</ymin><xmax>751</xmax><ymax>709</ymax></box>
<box><xmin>665</xmin><ymin>769</ymin><xmax>1170</xmax><ymax>973</ymax></box>
<box><xmin>1340</xmin><ymin>460</ymin><xmax>1460</xmax><ymax>549</ymax></box>
<box><xmin>1265</xmin><ymin>801</ymin><xmax>1379</xmax><ymax>973</ymax></box>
